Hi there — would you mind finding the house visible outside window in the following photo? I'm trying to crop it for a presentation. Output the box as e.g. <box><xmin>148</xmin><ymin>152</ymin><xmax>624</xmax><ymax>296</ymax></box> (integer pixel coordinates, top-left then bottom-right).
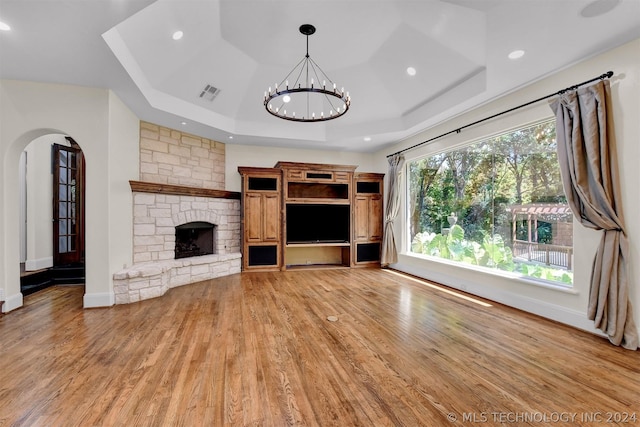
<box><xmin>407</xmin><ymin>119</ymin><xmax>573</xmax><ymax>286</ymax></box>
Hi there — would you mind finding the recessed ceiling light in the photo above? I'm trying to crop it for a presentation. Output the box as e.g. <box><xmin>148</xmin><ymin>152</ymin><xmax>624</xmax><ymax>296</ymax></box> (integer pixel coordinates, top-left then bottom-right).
<box><xmin>580</xmin><ymin>0</ymin><xmax>620</xmax><ymax>17</ymax></box>
<box><xmin>228</xmin><ymin>135</ymin><xmax>234</xmax><ymax>139</ymax></box>
<box><xmin>406</xmin><ymin>67</ymin><xmax>417</xmax><ymax>76</ymax></box>
<box><xmin>0</xmin><ymin>21</ymin><xmax>11</xmax><ymax>31</ymax></box>
<box><xmin>508</xmin><ymin>50</ymin><xmax>525</xmax><ymax>60</ymax></box>
<box><xmin>172</xmin><ymin>30</ymin><xmax>184</xmax><ymax>40</ymax></box>
<box><xmin>180</xmin><ymin>121</ymin><xmax>187</xmax><ymax>125</ymax></box>
<box><xmin>283</xmin><ymin>95</ymin><xmax>291</xmax><ymax>103</ymax></box>
<box><xmin>363</xmin><ymin>137</ymin><xmax>372</xmax><ymax>142</ymax></box>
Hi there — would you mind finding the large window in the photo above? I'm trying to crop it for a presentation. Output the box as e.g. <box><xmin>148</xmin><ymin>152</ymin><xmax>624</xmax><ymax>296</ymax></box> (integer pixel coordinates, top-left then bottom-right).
<box><xmin>408</xmin><ymin>119</ymin><xmax>573</xmax><ymax>286</ymax></box>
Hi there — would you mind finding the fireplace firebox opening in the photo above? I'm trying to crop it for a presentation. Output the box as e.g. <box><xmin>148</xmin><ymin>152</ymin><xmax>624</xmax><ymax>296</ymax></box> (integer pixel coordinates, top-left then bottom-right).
<box><xmin>175</xmin><ymin>221</ymin><xmax>216</xmax><ymax>259</ymax></box>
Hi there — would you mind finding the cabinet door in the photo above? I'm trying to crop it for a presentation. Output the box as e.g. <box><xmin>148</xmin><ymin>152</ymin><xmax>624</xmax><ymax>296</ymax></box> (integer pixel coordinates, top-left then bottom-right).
<box><xmin>245</xmin><ymin>193</ymin><xmax>264</xmax><ymax>242</ymax></box>
<box><xmin>354</xmin><ymin>196</ymin><xmax>370</xmax><ymax>241</ymax></box>
<box><xmin>246</xmin><ymin>193</ymin><xmax>280</xmax><ymax>242</ymax></box>
<box><xmin>355</xmin><ymin>194</ymin><xmax>383</xmax><ymax>241</ymax></box>
<box><xmin>368</xmin><ymin>195</ymin><xmax>383</xmax><ymax>240</ymax></box>
<box><xmin>263</xmin><ymin>193</ymin><xmax>280</xmax><ymax>241</ymax></box>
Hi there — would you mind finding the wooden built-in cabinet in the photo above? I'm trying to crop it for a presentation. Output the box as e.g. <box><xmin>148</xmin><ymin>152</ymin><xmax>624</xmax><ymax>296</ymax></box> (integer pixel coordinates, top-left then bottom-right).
<box><xmin>238</xmin><ymin>162</ymin><xmax>384</xmax><ymax>271</ymax></box>
<box><xmin>238</xmin><ymin>167</ymin><xmax>282</xmax><ymax>271</ymax></box>
<box><xmin>277</xmin><ymin>162</ymin><xmax>356</xmax><ymax>270</ymax></box>
<box><xmin>353</xmin><ymin>173</ymin><xmax>384</xmax><ymax>266</ymax></box>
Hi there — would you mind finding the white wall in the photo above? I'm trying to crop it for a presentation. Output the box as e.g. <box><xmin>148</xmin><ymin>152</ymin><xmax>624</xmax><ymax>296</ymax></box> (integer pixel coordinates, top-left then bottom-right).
<box><xmin>377</xmin><ymin>38</ymin><xmax>640</xmax><ymax>341</ymax></box>
<box><xmin>107</xmin><ymin>92</ymin><xmax>139</xmax><ymax>271</ymax></box>
<box><xmin>23</xmin><ymin>134</ymin><xmax>69</xmax><ymax>271</ymax></box>
<box><xmin>18</xmin><ymin>151</ymin><xmax>26</xmax><ymax>264</ymax></box>
<box><xmin>1</xmin><ymin>80</ymin><xmax>139</xmax><ymax>311</ymax></box>
<box><xmin>24</xmin><ymin>137</ymin><xmax>53</xmax><ymax>270</ymax></box>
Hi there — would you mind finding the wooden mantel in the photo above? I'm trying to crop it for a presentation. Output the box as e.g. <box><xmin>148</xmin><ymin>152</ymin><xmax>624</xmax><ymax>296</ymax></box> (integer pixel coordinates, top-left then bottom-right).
<box><xmin>129</xmin><ymin>180</ymin><xmax>240</xmax><ymax>200</ymax></box>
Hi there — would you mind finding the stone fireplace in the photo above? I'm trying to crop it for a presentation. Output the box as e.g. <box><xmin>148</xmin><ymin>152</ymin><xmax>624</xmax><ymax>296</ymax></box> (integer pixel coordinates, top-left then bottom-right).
<box><xmin>112</xmin><ymin>122</ymin><xmax>241</xmax><ymax>304</ymax></box>
<box><xmin>112</xmin><ymin>182</ymin><xmax>242</xmax><ymax>304</ymax></box>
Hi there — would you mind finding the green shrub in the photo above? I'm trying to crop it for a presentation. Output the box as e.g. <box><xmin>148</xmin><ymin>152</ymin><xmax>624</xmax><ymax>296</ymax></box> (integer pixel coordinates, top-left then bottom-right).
<box><xmin>411</xmin><ymin>225</ymin><xmax>573</xmax><ymax>284</ymax></box>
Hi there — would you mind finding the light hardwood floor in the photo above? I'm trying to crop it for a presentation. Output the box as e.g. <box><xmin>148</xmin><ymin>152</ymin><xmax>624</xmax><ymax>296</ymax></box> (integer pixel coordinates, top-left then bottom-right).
<box><xmin>1</xmin><ymin>268</ymin><xmax>639</xmax><ymax>426</ymax></box>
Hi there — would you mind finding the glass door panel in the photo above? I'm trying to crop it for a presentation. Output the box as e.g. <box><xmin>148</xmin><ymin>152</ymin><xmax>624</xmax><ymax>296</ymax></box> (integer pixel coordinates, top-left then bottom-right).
<box><xmin>53</xmin><ymin>143</ymin><xmax>84</xmax><ymax>265</ymax></box>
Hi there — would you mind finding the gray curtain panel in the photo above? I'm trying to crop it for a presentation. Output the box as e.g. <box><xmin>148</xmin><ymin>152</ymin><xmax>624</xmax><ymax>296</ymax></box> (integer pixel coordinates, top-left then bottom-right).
<box><xmin>381</xmin><ymin>154</ymin><xmax>404</xmax><ymax>266</ymax></box>
<box><xmin>550</xmin><ymin>80</ymin><xmax>638</xmax><ymax>350</ymax></box>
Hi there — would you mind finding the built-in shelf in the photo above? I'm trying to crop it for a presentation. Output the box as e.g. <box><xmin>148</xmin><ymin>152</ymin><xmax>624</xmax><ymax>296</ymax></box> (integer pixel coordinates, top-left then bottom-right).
<box><xmin>286</xmin><ymin>242</ymin><xmax>350</xmax><ymax>247</ymax></box>
<box><xmin>356</xmin><ymin>181</ymin><xmax>381</xmax><ymax>194</ymax></box>
<box><xmin>285</xmin><ymin>264</ymin><xmax>350</xmax><ymax>270</ymax></box>
<box><xmin>248</xmin><ymin>177</ymin><xmax>278</xmax><ymax>191</ymax></box>
<box><xmin>287</xmin><ymin>182</ymin><xmax>349</xmax><ymax>199</ymax></box>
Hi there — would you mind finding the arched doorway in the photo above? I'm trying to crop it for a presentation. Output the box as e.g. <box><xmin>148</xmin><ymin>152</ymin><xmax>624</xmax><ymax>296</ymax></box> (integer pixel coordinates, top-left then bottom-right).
<box><xmin>19</xmin><ymin>134</ymin><xmax>85</xmax><ymax>296</ymax></box>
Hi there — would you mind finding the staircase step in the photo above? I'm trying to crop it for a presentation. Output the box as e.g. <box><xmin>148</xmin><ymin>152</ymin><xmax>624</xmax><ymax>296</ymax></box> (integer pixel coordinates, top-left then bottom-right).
<box><xmin>52</xmin><ymin>265</ymin><xmax>85</xmax><ymax>284</ymax></box>
<box><xmin>20</xmin><ymin>270</ymin><xmax>53</xmax><ymax>296</ymax></box>
<box><xmin>21</xmin><ymin>263</ymin><xmax>85</xmax><ymax>295</ymax></box>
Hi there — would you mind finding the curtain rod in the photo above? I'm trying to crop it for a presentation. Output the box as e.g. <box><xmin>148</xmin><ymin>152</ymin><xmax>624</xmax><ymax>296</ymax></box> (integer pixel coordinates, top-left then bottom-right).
<box><xmin>386</xmin><ymin>71</ymin><xmax>614</xmax><ymax>158</ymax></box>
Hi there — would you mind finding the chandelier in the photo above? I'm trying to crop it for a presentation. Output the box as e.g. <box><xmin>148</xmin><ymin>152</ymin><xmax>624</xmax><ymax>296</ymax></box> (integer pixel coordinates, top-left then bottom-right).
<box><xmin>264</xmin><ymin>24</ymin><xmax>351</xmax><ymax>122</ymax></box>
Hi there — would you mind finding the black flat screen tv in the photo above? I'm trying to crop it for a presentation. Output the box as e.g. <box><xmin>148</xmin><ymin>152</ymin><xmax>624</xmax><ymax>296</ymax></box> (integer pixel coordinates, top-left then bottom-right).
<box><xmin>286</xmin><ymin>204</ymin><xmax>350</xmax><ymax>244</ymax></box>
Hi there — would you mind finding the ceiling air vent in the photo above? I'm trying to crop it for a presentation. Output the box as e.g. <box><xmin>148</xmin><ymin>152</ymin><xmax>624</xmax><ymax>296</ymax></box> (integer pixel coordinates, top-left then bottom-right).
<box><xmin>199</xmin><ymin>84</ymin><xmax>221</xmax><ymax>102</ymax></box>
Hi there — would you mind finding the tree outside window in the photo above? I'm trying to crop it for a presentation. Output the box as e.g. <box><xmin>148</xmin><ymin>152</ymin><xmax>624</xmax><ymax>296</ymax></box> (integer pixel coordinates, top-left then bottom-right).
<box><xmin>408</xmin><ymin>119</ymin><xmax>573</xmax><ymax>285</ymax></box>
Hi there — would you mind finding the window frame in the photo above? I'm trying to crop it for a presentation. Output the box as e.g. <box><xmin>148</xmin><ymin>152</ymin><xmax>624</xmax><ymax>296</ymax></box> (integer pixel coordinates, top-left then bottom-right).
<box><xmin>402</xmin><ymin>117</ymin><xmax>574</xmax><ymax>289</ymax></box>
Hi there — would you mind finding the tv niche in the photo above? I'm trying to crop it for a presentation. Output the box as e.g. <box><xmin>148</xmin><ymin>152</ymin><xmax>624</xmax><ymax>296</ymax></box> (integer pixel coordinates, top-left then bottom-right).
<box><xmin>286</xmin><ymin>204</ymin><xmax>350</xmax><ymax>244</ymax></box>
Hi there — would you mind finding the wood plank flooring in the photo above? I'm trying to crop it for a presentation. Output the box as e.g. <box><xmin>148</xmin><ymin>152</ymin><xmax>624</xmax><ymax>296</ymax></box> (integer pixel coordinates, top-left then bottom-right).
<box><xmin>1</xmin><ymin>268</ymin><xmax>639</xmax><ymax>426</ymax></box>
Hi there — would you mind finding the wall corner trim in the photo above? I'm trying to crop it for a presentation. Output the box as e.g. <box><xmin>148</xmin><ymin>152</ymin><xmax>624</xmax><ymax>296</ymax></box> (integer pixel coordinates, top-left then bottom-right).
<box><xmin>83</xmin><ymin>291</ymin><xmax>115</xmax><ymax>308</ymax></box>
<box><xmin>2</xmin><ymin>292</ymin><xmax>24</xmax><ymax>313</ymax></box>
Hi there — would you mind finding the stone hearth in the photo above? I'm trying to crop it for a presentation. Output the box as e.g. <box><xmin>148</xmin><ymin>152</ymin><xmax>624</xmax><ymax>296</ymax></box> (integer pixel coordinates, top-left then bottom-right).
<box><xmin>112</xmin><ymin>181</ymin><xmax>241</xmax><ymax>304</ymax></box>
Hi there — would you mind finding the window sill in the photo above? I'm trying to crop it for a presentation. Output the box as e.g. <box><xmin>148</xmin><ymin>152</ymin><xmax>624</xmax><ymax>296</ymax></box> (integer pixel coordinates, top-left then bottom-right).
<box><xmin>402</xmin><ymin>251</ymin><xmax>579</xmax><ymax>295</ymax></box>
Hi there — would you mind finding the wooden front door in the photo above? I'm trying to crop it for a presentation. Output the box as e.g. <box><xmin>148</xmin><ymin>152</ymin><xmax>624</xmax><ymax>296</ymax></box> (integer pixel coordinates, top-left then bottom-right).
<box><xmin>53</xmin><ymin>143</ymin><xmax>85</xmax><ymax>265</ymax></box>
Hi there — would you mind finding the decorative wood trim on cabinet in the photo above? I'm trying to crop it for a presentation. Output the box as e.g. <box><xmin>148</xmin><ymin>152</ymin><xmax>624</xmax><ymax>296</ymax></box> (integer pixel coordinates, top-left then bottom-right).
<box><xmin>353</xmin><ymin>173</ymin><xmax>385</xmax><ymax>266</ymax></box>
<box><xmin>237</xmin><ymin>167</ymin><xmax>282</xmax><ymax>271</ymax></box>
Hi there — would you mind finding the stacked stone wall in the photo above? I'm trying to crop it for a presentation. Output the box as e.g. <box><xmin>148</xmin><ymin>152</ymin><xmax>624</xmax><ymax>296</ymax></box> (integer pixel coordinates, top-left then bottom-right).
<box><xmin>139</xmin><ymin>121</ymin><xmax>225</xmax><ymax>189</ymax></box>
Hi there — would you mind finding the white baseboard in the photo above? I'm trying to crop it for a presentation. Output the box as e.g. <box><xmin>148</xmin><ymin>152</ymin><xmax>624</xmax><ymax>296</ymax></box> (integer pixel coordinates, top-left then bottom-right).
<box><xmin>25</xmin><ymin>256</ymin><xmax>53</xmax><ymax>271</ymax></box>
<box><xmin>2</xmin><ymin>292</ymin><xmax>24</xmax><ymax>313</ymax></box>
<box><xmin>83</xmin><ymin>292</ymin><xmax>114</xmax><ymax>308</ymax></box>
